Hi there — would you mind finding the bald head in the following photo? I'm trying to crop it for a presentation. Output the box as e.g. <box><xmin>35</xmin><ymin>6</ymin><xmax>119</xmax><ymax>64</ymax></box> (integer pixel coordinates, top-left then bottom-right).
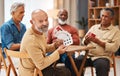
<box><xmin>30</xmin><ymin>9</ymin><xmax>49</xmax><ymax>33</ymax></box>
<box><xmin>58</xmin><ymin>9</ymin><xmax>68</xmax><ymax>15</ymax></box>
<box><xmin>31</xmin><ymin>9</ymin><xmax>47</xmax><ymax>20</ymax></box>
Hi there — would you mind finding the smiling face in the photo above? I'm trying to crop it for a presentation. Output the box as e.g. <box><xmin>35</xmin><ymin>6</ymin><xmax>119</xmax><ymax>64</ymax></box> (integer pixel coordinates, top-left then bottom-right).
<box><xmin>12</xmin><ymin>6</ymin><xmax>25</xmax><ymax>24</ymax></box>
<box><xmin>30</xmin><ymin>10</ymin><xmax>49</xmax><ymax>33</ymax></box>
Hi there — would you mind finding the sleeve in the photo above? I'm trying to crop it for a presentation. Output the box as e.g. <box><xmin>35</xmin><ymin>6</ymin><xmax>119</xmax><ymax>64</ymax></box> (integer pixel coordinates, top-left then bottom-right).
<box><xmin>1</xmin><ymin>23</ymin><xmax>14</xmax><ymax>49</ymax></box>
<box><xmin>26</xmin><ymin>36</ymin><xmax>60</xmax><ymax>70</ymax></box>
<box><xmin>46</xmin><ymin>43</ymin><xmax>56</xmax><ymax>52</ymax></box>
<box><xmin>105</xmin><ymin>30</ymin><xmax>120</xmax><ymax>52</ymax></box>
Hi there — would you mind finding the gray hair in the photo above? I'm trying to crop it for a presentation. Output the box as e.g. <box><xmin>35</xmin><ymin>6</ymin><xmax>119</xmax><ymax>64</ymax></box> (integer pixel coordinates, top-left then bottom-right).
<box><xmin>100</xmin><ymin>8</ymin><xmax>114</xmax><ymax>17</ymax></box>
<box><xmin>10</xmin><ymin>2</ymin><xmax>25</xmax><ymax>14</ymax></box>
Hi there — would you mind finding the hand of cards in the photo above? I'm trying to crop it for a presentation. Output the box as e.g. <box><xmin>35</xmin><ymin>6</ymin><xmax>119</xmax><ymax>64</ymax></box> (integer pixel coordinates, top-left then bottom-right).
<box><xmin>54</xmin><ymin>26</ymin><xmax>73</xmax><ymax>46</ymax></box>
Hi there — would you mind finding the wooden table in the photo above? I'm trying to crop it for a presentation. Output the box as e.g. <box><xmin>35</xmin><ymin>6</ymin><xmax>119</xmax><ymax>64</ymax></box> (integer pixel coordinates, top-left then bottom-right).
<box><xmin>66</xmin><ymin>45</ymin><xmax>95</xmax><ymax>76</ymax></box>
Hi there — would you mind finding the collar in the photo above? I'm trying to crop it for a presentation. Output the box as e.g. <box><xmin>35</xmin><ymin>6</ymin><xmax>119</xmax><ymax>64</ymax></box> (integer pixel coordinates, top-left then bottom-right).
<box><xmin>9</xmin><ymin>18</ymin><xmax>15</xmax><ymax>25</ymax></box>
<box><xmin>9</xmin><ymin>18</ymin><xmax>22</xmax><ymax>26</ymax></box>
<box><xmin>98</xmin><ymin>24</ymin><xmax>114</xmax><ymax>30</ymax></box>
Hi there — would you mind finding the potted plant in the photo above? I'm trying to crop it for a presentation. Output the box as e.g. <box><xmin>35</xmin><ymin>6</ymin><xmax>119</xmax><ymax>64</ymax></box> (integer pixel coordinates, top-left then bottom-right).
<box><xmin>76</xmin><ymin>17</ymin><xmax>88</xmax><ymax>38</ymax></box>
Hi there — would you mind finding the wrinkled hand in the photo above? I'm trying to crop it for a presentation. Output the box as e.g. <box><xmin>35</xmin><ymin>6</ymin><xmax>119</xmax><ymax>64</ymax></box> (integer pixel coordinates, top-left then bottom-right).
<box><xmin>54</xmin><ymin>39</ymin><xmax>63</xmax><ymax>48</ymax></box>
<box><xmin>57</xmin><ymin>45</ymin><xmax>68</xmax><ymax>54</ymax></box>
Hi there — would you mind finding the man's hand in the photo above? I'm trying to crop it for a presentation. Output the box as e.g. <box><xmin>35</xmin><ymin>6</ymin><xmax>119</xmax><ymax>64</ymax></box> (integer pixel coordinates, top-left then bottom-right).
<box><xmin>57</xmin><ymin>45</ymin><xmax>68</xmax><ymax>54</ymax></box>
<box><xmin>84</xmin><ymin>32</ymin><xmax>105</xmax><ymax>48</ymax></box>
<box><xmin>84</xmin><ymin>32</ymin><xmax>96</xmax><ymax>45</ymax></box>
<box><xmin>53</xmin><ymin>39</ymin><xmax>63</xmax><ymax>49</ymax></box>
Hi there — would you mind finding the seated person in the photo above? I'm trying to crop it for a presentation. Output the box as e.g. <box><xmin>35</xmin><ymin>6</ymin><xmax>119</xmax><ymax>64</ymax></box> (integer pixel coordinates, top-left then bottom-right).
<box><xmin>47</xmin><ymin>9</ymin><xmax>80</xmax><ymax>76</ymax></box>
<box><xmin>74</xmin><ymin>8</ymin><xmax>120</xmax><ymax>76</ymax></box>
<box><xmin>1</xmin><ymin>2</ymin><xmax>26</xmax><ymax>54</ymax></box>
<box><xmin>19</xmin><ymin>9</ymin><xmax>69</xmax><ymax>76</ymax></box>
<box><xmin>0</xmin><ymin>2</ymin><xmax>26</xmax><ymax>68</ymax></box>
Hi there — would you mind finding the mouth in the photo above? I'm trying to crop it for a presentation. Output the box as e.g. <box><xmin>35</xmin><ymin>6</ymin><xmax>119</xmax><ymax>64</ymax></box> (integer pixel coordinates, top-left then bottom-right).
<box><xmin>43</xmin><ymin>25</ymin><xmax>48</xmax><ymax>28</ymax></box>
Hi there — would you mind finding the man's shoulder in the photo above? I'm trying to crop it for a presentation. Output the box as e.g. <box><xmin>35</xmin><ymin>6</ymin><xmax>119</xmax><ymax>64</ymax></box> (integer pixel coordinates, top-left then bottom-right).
<box><xmin>112</xmin><ymin>26</ymin><xmax>120</xmax><ymax>31</ymax></box>
<box><xmin>67</xmin><ymin>24</ymin><xmax>78</xmax><ymax>30</ymax></box>
<box><xmin>90</xmin><ymin>24</ymin><xmax>100</xmax><ymax>29</ymax></box>
<box><xmin>22</xmin><ymin>29</ymin><xmax>36</xmax><ymax>40</ymax></box>
<box><xmin>93</xmin><ymin>24</ymin><xmax>100</xmax><ymax>27</ymax></box>
<box><xmin>66</xmin><ymin>24</ymin><xmax>76</xmax><ymax>27</ymax></box>
<box><xmin>1</xmin><ymin>19</ymin><xmax>13</xmax><ymax>27</ymax></box>
<box><xmin>1</xmin><ymin>21</ymin><xmax>11</xmax><ymax>29</ymax></box>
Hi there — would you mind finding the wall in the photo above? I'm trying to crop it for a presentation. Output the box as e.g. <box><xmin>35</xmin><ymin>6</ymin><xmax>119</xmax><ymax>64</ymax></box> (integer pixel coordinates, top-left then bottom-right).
<box><xmin>54</xmin><ymin>0</ymin><xmax>78</xmax><ymax>28</ymax></box>
<box><xmin>0</xmin><ymin>0</ymin><xmax>4</xmax><ymax>26</ymax></box>
<box><xmin>54</xmin><ymin>0</ymin><xmax>88</xmax><ymax>29</ymax></box>
<box><xmin>4</xmin><ymin>0</ymin><xmax>54</xmax><ymax>29</ymax></box>
<box><xmin>1</xmin><ymin>0</ymin><xmax>88</xmax><ymax>29</ymax></box>
<box><xmin>76</xmin><ymin>0</ymin><xmax>88</xmax><ymax>29</ymax></box>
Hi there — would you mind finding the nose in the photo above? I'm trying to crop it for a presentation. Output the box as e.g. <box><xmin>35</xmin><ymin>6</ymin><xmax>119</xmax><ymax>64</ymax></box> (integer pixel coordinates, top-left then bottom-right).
<box><xmin>21</xmin><ymin>13</ymin><xmax>24</xmax><ymax>18</ymax></box>
<box><xmin>61</xmin><ymin>15</ymin><xmax>66</xmax><ymax>19</ymax></box>
<box><xmin>60</xmin><ymin>15</ymin><xmax>66</xmax><ymax>21</ymax></box>
<box><xmin>61</xmin><ymin>15</ymin><xmax>65</xmax><ymax>17</ymax></box>
<box><xmin>43</xmin><ymin>21</ymin><xmax>48</xmax><ymax>26</ymax></box>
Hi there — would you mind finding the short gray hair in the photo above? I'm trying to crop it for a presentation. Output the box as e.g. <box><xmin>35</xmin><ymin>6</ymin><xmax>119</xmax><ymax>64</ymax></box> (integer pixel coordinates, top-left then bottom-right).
<box><xmin>100</xmin><ymin>8</ymin><xmax>114</xmax><ymax>17</ymax></box>
<box><xmin>10</xmin><ymin>2</ymin><xmax>25</xmax><ymax>14</ymax></box>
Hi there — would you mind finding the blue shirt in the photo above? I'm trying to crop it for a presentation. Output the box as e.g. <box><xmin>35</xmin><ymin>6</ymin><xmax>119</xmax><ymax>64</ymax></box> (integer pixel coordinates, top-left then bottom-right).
<box><xmin>1</xmin><ymin>18</ymin><xmax>26</xmax><ymax>51</ymax></box>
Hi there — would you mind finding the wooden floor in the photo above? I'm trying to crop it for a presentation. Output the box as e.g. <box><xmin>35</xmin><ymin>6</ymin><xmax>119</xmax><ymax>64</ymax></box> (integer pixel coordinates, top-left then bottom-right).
<box><xmin>0</xmin><ymin>56</ymin><xmax>120</xmax><ymax>76</ymax></box>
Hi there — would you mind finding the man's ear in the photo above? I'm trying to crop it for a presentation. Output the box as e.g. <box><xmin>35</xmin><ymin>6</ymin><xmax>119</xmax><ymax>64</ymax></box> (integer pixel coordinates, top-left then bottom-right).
<box><xmin>30</xmin><ymin>20</ymin><xmax>33</xmax><ymax>24</ymax></box>
<box><xmin>11</xmin><ymin>12</ymin><xmax>14</xmax><ymax>15</ymax></box>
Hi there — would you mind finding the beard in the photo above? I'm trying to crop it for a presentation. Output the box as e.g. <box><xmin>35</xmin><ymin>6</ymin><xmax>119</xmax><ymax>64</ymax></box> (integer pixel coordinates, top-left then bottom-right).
<box><xmin>58</xmin><ymin>19</ymin><xmax>67</xmax><ymax>25</ymax></box>
<box><xmin>35</xmin><ymin>25</ymin><xmax>48</xmax><ymax>33</ymax></box>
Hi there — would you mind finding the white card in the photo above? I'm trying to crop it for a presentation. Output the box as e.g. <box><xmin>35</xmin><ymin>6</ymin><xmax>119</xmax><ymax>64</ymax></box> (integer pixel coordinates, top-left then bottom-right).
<box><xmin>55</xmin><ymin>30</ymin><xmax>73</xmax><ymax>46</ymax></box>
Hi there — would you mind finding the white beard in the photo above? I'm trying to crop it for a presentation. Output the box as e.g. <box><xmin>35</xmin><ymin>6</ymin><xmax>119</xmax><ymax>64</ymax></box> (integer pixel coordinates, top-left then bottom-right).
<box><xmin>35</xmin><ymin>25</ymin><xmax>42</xmax><ymax>32</ymax></box>
<box><xmin>35</xmin><ymin>25</ymin><xmax>48</xmax><ymax>33</ymax></box>
<box><xmin>58</xmin><ymin>19</ymin><xmax>67</xmax><ymax>25</ymax></box>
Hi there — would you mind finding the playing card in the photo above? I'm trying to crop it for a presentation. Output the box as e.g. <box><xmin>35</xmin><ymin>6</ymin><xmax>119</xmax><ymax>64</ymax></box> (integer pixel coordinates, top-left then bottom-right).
<box><xmin>54</xmin><ymin>30</ymin><xmax>73</xmax><ymax>46</ymax></box>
